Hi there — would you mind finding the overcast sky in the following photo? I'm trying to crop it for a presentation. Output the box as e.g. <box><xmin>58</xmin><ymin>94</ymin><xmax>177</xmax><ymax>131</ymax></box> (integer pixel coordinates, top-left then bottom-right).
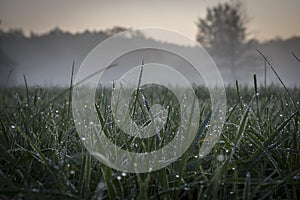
<box><xmin>0</xmin><ymin>0</ymin><xmax>300</xmax><ymax>41</ymax></box>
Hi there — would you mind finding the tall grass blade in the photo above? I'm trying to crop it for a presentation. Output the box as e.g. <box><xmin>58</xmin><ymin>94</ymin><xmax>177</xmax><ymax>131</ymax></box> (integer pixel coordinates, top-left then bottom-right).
<box><xmin>257</xmin><ymin>49</ymin><xmax>297</xmax><ymax>109</ymax></box>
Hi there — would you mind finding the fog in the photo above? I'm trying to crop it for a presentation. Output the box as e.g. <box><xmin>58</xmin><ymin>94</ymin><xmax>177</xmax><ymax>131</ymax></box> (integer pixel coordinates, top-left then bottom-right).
<box><xmin>0</xmin><ymin>28</ymin><xmax>299</xmax><ymax>88</ymax></box>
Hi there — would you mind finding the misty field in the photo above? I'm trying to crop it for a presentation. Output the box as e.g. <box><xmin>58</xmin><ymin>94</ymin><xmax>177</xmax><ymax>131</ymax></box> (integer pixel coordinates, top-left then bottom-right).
<box><xmin>0</xmin><ymin>76</ymin><xmax>300</xmax><ymax>199</ymax></box>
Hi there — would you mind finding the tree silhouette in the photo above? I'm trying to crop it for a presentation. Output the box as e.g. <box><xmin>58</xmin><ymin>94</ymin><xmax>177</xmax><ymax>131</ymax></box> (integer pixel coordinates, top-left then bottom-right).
<box><xmin>105</xmin><ymin>26</ymin><xmax>127</xmax><ymax>36</ymax></box>
<box><xmin>0</xmin><ymin>20</ymin><xmax>17</xmax><ymax>86</ymax></box>
<box><xmin>196</xmin><ymin>1</ymin><xmax>247</xmax><ymax>69</ymax></box>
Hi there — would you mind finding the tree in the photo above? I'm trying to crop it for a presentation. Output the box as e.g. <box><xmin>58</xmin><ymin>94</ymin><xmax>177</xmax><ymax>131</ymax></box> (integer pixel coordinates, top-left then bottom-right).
<box><xmin>196</xmin><ymin>1</ymin><xmax>247</xmax><ymax>69</ymax></box>
<box><xmin>0</xmin><ymin>21</ymin><xmax>17</xmax><ymax>86</ymax></box>
<box><xmin>105</xmin><ymin>26</ymin><xmax>127</xmax><ymax>36</ymax></box>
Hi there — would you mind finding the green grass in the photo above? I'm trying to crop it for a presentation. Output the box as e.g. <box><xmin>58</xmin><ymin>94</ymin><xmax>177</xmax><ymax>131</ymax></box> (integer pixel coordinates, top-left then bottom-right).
<box><xmin>0</xmin><ymin>76</ymin><xmax>299</xmax><ymax>199</ymax></box>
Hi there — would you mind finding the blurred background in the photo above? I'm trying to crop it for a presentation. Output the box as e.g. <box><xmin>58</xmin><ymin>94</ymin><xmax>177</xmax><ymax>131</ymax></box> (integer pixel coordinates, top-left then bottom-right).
<box><xmin>0</xmin><ymin>0</ymin><xmax>300</xmax><ymax>87</ymax></box>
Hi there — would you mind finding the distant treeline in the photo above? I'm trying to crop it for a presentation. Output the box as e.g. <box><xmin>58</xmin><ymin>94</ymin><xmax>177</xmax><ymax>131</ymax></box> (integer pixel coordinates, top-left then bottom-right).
<box><xmin>0</xmin><ymin>27</ymin><xmax>300</xmax><ymax>87</ymax></box>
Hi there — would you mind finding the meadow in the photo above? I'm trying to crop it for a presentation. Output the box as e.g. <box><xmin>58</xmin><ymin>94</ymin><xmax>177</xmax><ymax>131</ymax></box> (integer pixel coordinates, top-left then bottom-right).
<box><xmin>0</xmin><ymin>73</ymin><xmax>299</xmax><ymax>199</ymax></box>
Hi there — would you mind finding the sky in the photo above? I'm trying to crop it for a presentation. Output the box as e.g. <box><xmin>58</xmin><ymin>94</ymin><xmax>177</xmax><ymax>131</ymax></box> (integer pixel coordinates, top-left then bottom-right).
<box><xmin>0</xmin><ymin>0</ymin><xmax>300</xmax><ymax>42</ymax></box>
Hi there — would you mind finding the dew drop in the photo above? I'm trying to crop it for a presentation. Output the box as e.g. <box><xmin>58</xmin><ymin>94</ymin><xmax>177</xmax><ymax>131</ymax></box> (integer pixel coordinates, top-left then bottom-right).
<box><xmin>184</xmin><ymin>186</ymin><xmax>190</xmax><ymax>191</ymax></box>
<box><xmin>217</xmin><ymin>154</ymin><xmax>225</xmax><ymax>162</ymax></box>
<box><xmin>11</xmin><ymin>125</ymin><xmax>16</xmax><ymax>129</ymax></box>
<box><xmin>117</xmin><ymin>176</ymin><xmax>121</xmax><ymax>180</ymax></box>
<box><xmin>246</xmin><ymin>171</ymin><xmax>250</xmax><ymax>178</ymax></box>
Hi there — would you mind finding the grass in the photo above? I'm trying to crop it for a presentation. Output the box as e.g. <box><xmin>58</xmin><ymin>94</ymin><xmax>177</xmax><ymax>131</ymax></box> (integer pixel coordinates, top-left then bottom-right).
<box><xmin>0</xmin><ymin>72</ymin><xmax>300</xmax><ymax>199</ymax></box>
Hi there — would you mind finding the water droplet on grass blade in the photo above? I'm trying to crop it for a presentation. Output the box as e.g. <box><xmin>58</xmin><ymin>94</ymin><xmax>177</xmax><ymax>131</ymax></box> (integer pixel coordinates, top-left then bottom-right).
<box><xmin>184</xmin><ymin>186</ymin><xmax>190</xmax><ymax>191</ymax></box>
<box><xmin>246</xmin><ymin>171</ymin><xmax>250</xmax><ymax>178</ymax></box>
<box><xmin>32</xmin><ymin>188</ymin><xmax>39</xmax><ymax>192</ymax></box>
<box><xmin>217</xmin><ymin>154</ymin><xmax>225</xmax><ymax>161</ymax></box>
<box><xmin>293</xmin><ymin>175</ymin><xmax>300</xmax><ymax>180</ymax></box>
